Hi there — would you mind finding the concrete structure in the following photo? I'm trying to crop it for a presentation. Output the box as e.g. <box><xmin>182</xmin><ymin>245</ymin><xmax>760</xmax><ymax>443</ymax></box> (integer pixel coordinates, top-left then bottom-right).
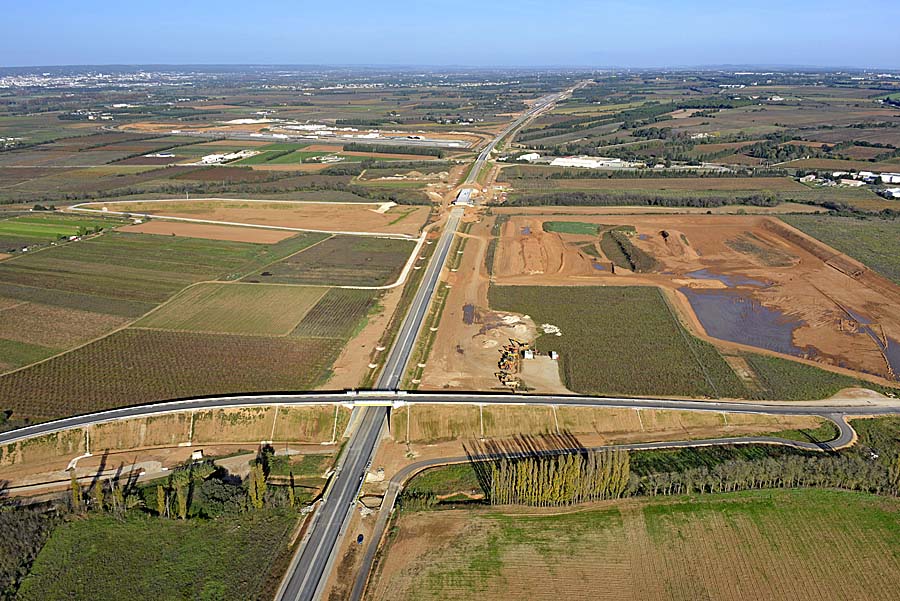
<box><xmin>200</xmin><ymin>150</ymin><xmax>258</xmax><ymax>164</ymax></box>
<box><xmin>518</xmin><ymin>152</ymin><xmax>540</xmax><ymax>162</ymax></box>
<box><xmin>839</xmin><ymin>178</ymin><xmax>866</xmax><ymax>187</ymax></box>
<box><xmin>550</xmin><ymin>156</ymin><xmax>640</xmax><ymax>169</ymax></box>
<box><xmin>453</xmin><ymin>188</ymin><xmax>474</xmax><ymax>206</ymax></box>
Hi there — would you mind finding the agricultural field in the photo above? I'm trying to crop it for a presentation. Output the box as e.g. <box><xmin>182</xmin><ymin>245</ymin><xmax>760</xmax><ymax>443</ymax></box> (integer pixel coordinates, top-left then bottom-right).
<box><xmin>498</xmin><ymin>169</ymin><xmax>889</xmax><ymax>212</ymax></box>
<box><xmin>487</xmin><ymin>285</ymin><xmax>894</xmax><ymax>400</ymax></box>
<box><xmin>17</xmin><ymin>510</ymin><xmax>297</xmax><ymax>601</ymax></box>
<box><xmin>88</xmin><ymin>198</ymin><xmax>430</xmax><ymax>236</ymax></box>
<box><xmin>0</xmin><ymin>229</ymin><xmax>329</xmax><ymax>378</ymax></box>
<box><xmin>0</xmin><ymin>213</ymin><xmax>125</xmax><ymax>253</ymax></box>
<box><xmin>0</xmin><ymin>230</ymin><xmax>326</xmax><ymax>304</ymax></box>
<box><xmin>0</xmin><ymin>329</ymin><xmax>346</xmax><ymax>419</ymax></box>
<box><xmin>246</xmin><ymin>235</ymin><xmax>415</xmax><ymax>287</ymax></box>
<box><xmin>487</xmin><ymin>214</ymin><xmax>900</xmax><ymax>385</ymax></box>
<box><xmin>781</xmin><ymin>215</ymin><xmax>900</xmax><ymax>285</ymax></box>
<box><xmin>489</xmin><ymin>285</ymin><xmax>745</xmax><ymax>398</ymax></box>
<box><xmin>0</xmin><ymin>221</ymin><xmax>385</xmax><ymax>418</ymax></box>
<box><xmin>509</xmin><ymin>176</ymin><xmax>806</xmax><ymax>192</ymax></box>
<box><xmin>289</xmin><ymin>288</ymin><xmax>380</xmax><ymax>339</ymax></box>
<box><xmin>135</xmin><ymin>283</ymin><xmax>327</xmax><ymax>336</ymax></box>
<box><xmin>367</xmin><ymin>489</ymin><xmax>900</xmax><ymax>601</ymax></box>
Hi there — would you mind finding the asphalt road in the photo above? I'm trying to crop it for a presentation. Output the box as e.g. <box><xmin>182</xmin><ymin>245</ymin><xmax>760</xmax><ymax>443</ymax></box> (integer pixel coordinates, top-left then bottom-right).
<box><xmin>461</xmin><ymin>88</ymin><xmax>568</xmax><ymax>187</ymax></box>
<box><xmin>274</xmin><ymin>208</ymin><xmax>465</xmax><ymax>601</ymax></box>
<box><xmin>273</xmin><ymin>86</ymin><xmax>573</xmax><ymax>601</ymax></box>
<box><xmin>3</xmin><ymin>391</ymin><xmax>894</xmax><ymax>448</ymax></box>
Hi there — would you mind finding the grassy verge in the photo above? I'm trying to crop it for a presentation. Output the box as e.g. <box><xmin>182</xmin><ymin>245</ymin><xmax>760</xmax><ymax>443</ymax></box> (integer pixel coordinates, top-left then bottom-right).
<box><xmin>402</xmin><ymin>282</ymin><xmax>451</xmax><ymax>389</ymax></box>
<box><xmin>360</xmin><ymin>233</ymin><xmax>437</xmax><ymax>389</ymax></box>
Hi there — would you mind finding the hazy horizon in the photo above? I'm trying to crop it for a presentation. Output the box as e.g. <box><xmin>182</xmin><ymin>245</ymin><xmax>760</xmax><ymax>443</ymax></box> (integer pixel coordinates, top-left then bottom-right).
<box><xmin>2</xmin><ymin>0</ymin><xmax>898</xmax><ymax>70</ymax></box>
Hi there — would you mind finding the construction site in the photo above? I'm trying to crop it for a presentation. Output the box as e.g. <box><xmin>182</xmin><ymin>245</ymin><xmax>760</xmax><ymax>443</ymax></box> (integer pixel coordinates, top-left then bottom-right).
<box><xmin>418</xmin><ymin>210</ymin><xmax>900</xmax><ymax>394</ymax></box>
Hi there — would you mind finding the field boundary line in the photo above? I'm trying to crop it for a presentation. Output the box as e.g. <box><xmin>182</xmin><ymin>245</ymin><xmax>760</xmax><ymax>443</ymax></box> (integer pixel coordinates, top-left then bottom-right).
<box><xmin>67</xmin><ymin>199</ymin><xmax>419</xmax><ymax>240</ymax></box>
<box><xmin>658</xmin><ymin>287</ymin><xmax>720</xmax><ymax>397</ymax></box>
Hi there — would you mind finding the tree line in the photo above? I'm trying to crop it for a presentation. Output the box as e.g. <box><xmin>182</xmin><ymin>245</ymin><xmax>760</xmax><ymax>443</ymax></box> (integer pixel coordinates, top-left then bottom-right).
<box><xmin>501</xmin><ymin>191</ymin><xmax>780</xmax><ymax>208</ymax></box>
<box><xmin>488</xmin><ymin>450</ymin><xmax>630</xmax><ymax>506</ymax></box>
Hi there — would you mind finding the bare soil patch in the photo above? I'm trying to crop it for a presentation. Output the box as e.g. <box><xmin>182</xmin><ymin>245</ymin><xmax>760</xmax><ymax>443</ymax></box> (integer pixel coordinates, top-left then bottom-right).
<box><xmin>488</xmin><ymin>213</ymin><xmax>900</xmax><ymax>382</ymax></box>
<box><xmin>121</xmin><ymin>220</ymin><xmax>296</xmax><ymax>243</ymax></box>
<box><xmin>88</xmin><ymin>199</ymin><xmax>429</xmax><ymax>236</ymax></box>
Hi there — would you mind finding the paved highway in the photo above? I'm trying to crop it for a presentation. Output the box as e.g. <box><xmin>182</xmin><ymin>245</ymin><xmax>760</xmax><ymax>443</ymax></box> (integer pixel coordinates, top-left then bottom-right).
<box><xmin>275</xmin><ymin>85</ymin><xmax>574</xmax><ymax>601</ymax></box>
<box><xmin>275</xmin><ymin>207</ymin><xmax>464</xmax><ymax>601</ymax></box>
<box><xmin>3</xmin><ymin>391</ymin><xmax>895</xmax><ymax>448</ymax></box>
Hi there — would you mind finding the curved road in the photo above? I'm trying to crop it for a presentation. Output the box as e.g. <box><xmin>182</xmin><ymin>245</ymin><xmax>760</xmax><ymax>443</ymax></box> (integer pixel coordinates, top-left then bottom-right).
<box><xmin>0</xmin><ymin>391</ymin><xmax>887</xmax><ymax>448</ymax></box>
<box><xmin>348</xmin><ymin>414</ymin><xmax>855</xmax><ymax>601</ymax></box>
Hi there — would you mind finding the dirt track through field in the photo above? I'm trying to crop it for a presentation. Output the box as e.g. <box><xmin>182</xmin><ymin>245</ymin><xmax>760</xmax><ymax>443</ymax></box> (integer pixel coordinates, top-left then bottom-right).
<box><xmin>76</xmin><ymin>199</ymin><xmax>429</xmax><ymax>237</ymax></box>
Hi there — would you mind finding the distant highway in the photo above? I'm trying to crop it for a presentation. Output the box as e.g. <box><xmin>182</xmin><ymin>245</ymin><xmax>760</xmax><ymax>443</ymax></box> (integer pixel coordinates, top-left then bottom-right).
<box><xmin>454</xmin><ymin>87</ymin><xmax>571</xmax><ymax>205</ymax></box>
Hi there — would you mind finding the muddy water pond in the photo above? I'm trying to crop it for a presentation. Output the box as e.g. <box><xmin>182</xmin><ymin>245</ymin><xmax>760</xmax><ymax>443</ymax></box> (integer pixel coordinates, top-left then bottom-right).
<box><xmin>686</xmin><ymin>269</ymin><xmax>769</xmax><ymax>288</ymax></box>
<box><xmin>681</xmin><ymin>287</ymin><xmax>809</xmax><ymax>357</ymax></box>
<box><xmin>846</xmin><ymin>308</ymin><xmax>900</xmax><ymax>377</ymax></box>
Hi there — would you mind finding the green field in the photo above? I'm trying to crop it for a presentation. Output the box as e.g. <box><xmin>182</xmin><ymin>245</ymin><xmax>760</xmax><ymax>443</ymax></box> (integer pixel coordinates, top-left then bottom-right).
<box><xmin>246</xmin><ymin>235</ymin><xmax>414</xmax><ymax>287</ymax></box>
<box><xmin>135</xmin><ymin>282</ymin><xmax>327</xmax><ymax>335</ymax></box>
<box><xmin>490</xmin><ymin>285</ymin><xmax>746</xmax><ymax>398</ymax></box>
<box><xmin>369</xmin><ymin>489</ymin><xmax>900</xmax><ymax>601</ymax></box>
<box><xmin>0</xmin><ymin>214</ymin><xmax>124</xmax><ymax>251</ymax></box>
<box><xmin>289</xmin><ymin>287</ymin><xmax>380</xmax><ymax>338</ymax></box>
<box><xmin>0</xmin><ymin>338</ymin><xmax>56</xmax><ymax>371</ymax></box>
<box><xmin>781</xmin><ymin>215</ymin><xmax>900</xmax><ymax>285</ymax></box>
<box><xmin>488</xmin><ymin>285</ymin><xmax>893</xmax><ymax>400</ymax></box>
<box><xmin>0</xmin><ymin>231</ymin><xmax>328</xmax><ymax>304</ymax></box>
<box><xmin>0</xmin><ymin>329</ymin><xmax>346</xmax><ymax>419</ymax></box>
<box><xmin>541</xmin><ymin>221</ymin><xmax>600</xmax><ymax>235</ymax></box>
<box><xmin>17</xmin><ymin>510</ymin><xmax>297</xmax><ymax>601</ymax></box>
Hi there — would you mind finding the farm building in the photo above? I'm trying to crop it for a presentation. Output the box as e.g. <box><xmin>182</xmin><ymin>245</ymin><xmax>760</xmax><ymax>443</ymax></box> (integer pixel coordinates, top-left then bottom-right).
<box><xmin>879</xmin><ymin>188</ymin><xmax>900</xmax><ymax>199</ymax></box>
<box><xmin>882</xmin><ymin>173</ymin><xmax>900</xmax><ymax>184</ymax></box>
<box><xmin>518</xmin><ymin>152</ymin><xmax>541</xmax><ymax>162</ymax></box>
<box><xmin>839</xmin><ymin>179</ymin><xmax>865</xmax><ymax>187</ymax></box>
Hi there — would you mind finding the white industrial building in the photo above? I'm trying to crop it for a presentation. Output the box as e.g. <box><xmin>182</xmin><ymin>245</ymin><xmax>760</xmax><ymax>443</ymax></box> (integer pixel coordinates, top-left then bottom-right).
<box><xmin>549</xmin><ymin>156</ymin><xmax>638</xmax><ymax>169</ymax></box>
<box><xmin>518</xmin><ymin>152</ymin><xmax>541</xmax><ymax>162</ymax></box>
<box><xmin>200</xmin><ymin>150</ymin><xmax>259</xmax><ymax>164</ymax></box>
<box><xmin>882</xmin><ymin>173</ymin><xmax>900</xmax><ymax>184</ymax></box>
<box><xmin>880</xmin><ymin>188</ymin><xmax>900</xmax><ymax>199</ymax></box>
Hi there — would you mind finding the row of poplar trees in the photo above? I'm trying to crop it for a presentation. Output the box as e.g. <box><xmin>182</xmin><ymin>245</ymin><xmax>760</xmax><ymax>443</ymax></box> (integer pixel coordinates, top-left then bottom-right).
<box><xmin>489</xmin><ymin>450</ymin><xmax>630</xmax><ymax>506</ymax></box>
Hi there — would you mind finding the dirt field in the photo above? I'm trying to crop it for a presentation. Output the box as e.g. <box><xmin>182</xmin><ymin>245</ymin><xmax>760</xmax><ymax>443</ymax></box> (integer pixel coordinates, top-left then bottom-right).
<box><xmin>388</xmin><ymin>404</ymin><xmax>824</xmax><ymax>445</ymax></box>
<box><xmin>421</xmin><ymin>211</ymin><xmax>900</xmax><ymax>392</ymax></box>
<box><xmin>366</xmin><ymin>489</ymin><xmax>900</xmax><ymax>601</ymax></box>
<box><xmin>0</xmin><ymin>406</ymin><xmax>349</xmax><ymax>494</ymax></box>
<box><xmin>120</xmin><ymin>220</ymin><xmax>296</xmax><ymax>243</ymax></box>
<box><xmin>81</xmin><ymin>199</ymin><xmax>429</xmax><ymax>236</ymax></box>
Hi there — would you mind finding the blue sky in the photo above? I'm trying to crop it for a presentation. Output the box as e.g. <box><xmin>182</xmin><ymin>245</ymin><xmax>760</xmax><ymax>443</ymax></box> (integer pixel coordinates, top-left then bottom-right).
<box><xmin>2</xmin><ymin>0</ymin><xmax>898</xmax><ymax>68</ymax></box>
